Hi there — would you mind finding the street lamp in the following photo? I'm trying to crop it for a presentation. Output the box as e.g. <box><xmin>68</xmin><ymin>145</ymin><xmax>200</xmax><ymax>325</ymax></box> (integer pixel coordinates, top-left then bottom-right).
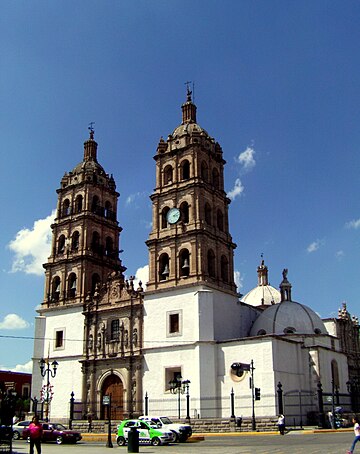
<box><xmin>169</xmin><ymin>376</ymin><xmax>191</xmax><ymax>419</ymax></box>
<box><xmin>39</xmin><ymin>357</ymin><xmax>58</xmax><ymax>421</ymax></box>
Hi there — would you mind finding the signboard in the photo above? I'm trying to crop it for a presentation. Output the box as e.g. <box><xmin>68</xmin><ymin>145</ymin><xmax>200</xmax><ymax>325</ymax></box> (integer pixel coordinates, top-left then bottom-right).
<box><xmin>102</xmin><ymin>395</ymin><xmax>110</xmax><ymax>406</ymax></box>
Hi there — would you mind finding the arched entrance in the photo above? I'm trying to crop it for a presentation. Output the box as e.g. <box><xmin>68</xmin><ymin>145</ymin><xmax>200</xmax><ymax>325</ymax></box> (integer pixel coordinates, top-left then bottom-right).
<box><xmin>101</xmin><ymin>374</ymin><xmax>124</xmax><ymax>420</ymax></box>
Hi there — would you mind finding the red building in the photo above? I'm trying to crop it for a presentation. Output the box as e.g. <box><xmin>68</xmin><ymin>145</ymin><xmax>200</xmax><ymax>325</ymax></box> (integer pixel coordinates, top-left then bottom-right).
<box><xmin>0</xmin><ymin>371</ymin><xmax>31</xmax><ymax>399</ymax></box>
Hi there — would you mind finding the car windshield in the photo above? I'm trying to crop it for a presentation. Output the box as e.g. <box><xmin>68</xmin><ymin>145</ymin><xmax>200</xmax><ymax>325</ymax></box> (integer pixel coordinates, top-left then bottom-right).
<box><xmin>160</xmin><ymin>417</ymin><xmax>172</xmax><ymax>424</ymax></box>
<box><xmin>51</xmin><ymin>424</ymin><xmax>66</xmax><ymax>430</ymax></box>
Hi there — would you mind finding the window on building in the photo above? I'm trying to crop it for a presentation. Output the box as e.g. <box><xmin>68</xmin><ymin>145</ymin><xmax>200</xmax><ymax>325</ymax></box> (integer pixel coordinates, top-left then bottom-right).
<box><xmin>51</xmin><ymin>277</ymin><xmax>61</xmax><ymax>302</ymax></box>
<box><xmin>91</xmin><ymin>273</ymin><xmax>100</xmax><ymax>295</ymax></box>
<box><xmin>179</xmin><ymin>249</ymin><xmax>190</xmax><ymax>277</ymax></box>
<box><xmin>161</xmin><ymin>207</ymin><xmax>170</xmax><ymax>229</ymax></box>
<box><xmin>164</xmin><ymin>165</ymin><xmax>173</xmax><ymax>185</ymax></box>
<box><xmin>221</xmin><ymin>255</ymin><xmax>229</xmax><ymax>282</ymax></box>
<box><xmin>180</xmin><ymin>202</ymin><xmax>189</xmax><ymax>224</ymax></box>
<box><xmin>62</xmin><ymin>199</ymin><xmax>71</xmax><ymax>217</ymax></box>
<box><xmin>111</xmin><ymin>319</ymin><xmax>120</xmax><ymax>341</ymax></box>
<box><xmin>205</xmin><ymin>203</ymin><xmax>212</xmax><ymax>225</ymax></box>
<box><xmin>217</xmin><ymin>209</ymin><xmax>224</xmax><ymax>231</ymax></box>
<box><xmin>58</xmin><ymin>235</ymin><xmax>66</xmax><ymax>254</ymax></box>
<box><xmin>201</xmin><ymin>161</ymin><xmax>208</xmax><ymax>182</ymax></box>
<box><xmin>212</xmin><ymin>168</ymin><xmax>220</xmax><ymax>189</ymax></box>
<box><xmin>91</xmin><ymin>195</ymin><xmax>100</xmax><ymax>214</ymax></box>
<box><xmin>165</xmin><ymin>368</ymin><xmax>182</xmax><ymax>392</ymax></box>
<box><xmin>22</xmin><ymin>385</ymin><xmax>30</xmax><ymax>399</ymax></box>
<box><xmin>71</xmin><ymin>231</ymin><xmax>80</xmax><ymax>251</ymax></box>
<box><xmin>55</xmin><ymin>329</ymin><xmax>64</xmax><ymax>349</ymax></box>
<box><xmin>180</xmin><ymin>160</ymin><xmax>190</xmax><ymax>180</ymax></box>
<box><xmin>105</xmin><ymin>237</ymin><xmax>113</xmax><ymax>256</ymax></box>
<box><xmin>159</xmin><ymin>253</ymin><xmax>170</xmax><ymax>281</ymax></box>
<box><xmin>208</xmin><ymin>249</ymin><xmax>215</xmax><ymax>278</ymax></box>
<box><xmin>68</xmin><ymin>273</ymin><xmax>77</xmax><ymax>298</ymax></box>
<box><xmin>75</xmin><ymin>195</ymin><xmax>83</xmax><ymax>213</ymax></box>
<box><xmin>91</xmin><ymin>231</ymin><xmax>100</xmax><ymax>253</ymax></box>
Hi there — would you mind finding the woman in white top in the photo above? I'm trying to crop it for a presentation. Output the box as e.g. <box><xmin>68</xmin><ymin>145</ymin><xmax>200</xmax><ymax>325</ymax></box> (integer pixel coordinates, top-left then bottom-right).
<box><xmin>348</xmin><ymin>417</ymin><xmax>360</xmax><ymax>454</ymax></box>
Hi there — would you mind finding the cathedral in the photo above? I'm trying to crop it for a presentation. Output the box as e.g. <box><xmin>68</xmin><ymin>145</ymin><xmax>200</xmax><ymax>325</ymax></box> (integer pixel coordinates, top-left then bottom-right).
<box><xmin>32</xmin><ymin>90</ymin><xmax>360</xmax><ymax>425</ymax></box>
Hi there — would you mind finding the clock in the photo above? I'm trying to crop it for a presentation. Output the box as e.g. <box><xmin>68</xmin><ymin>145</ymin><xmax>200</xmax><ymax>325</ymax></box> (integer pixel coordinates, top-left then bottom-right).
<box><xmin>166</xmin><ymin>207</ymin><xmax>181</xmax><ymax>224</ymax></box>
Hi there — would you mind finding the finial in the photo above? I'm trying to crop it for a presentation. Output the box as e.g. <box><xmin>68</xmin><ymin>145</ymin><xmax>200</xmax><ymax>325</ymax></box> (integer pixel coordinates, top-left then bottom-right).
<box><xmin>88</xmin><ymin>121</ymin><xmax>95</xmax><ymax>139</ymax></box>
<box><xmin>185</xmin><ymin>81</ymin><xmax>192</xmax><ymax>102</ymax></box>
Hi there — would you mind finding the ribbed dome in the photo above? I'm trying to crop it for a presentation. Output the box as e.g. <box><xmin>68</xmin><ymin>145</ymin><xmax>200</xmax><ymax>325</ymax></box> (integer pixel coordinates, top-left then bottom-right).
<box><xmin>243</xmin><ymin>285</ymin><xmax>281</xmax><ymax>307</ymax></box>
<box><xmin>242</xmin><ymin>259</ymin><xmax>280</xmax><ymax>308</ymax></box>
<box><xmin>172</xmin><ymin>122</ymin><xmax>210</xmax><ymax>138</ymax></box>
<box><xmin>250</xmin><ymin>300</ymin><xmax>327</xmax><ymax>336</ymax></box>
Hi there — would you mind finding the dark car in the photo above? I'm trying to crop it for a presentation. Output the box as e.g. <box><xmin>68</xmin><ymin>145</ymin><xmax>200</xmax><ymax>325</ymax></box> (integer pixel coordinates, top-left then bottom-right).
<box><xmin>23</xmin><ymin>422</ymin><xmax>82</xmax><ymax>444</ymax></box>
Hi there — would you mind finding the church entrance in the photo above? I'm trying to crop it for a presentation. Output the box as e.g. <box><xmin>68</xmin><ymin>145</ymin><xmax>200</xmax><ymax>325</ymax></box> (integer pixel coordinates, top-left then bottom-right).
<box><xmin>101</xmin><ymin>374</ymin><xmax>124</xmax><ymax>420</ymax></box>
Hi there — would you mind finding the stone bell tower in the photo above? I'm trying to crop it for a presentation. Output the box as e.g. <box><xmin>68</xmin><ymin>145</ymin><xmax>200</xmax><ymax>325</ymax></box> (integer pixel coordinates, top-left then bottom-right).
<box><xmin>146</xmin><ymin>88</ymin><xmax>237</xmax><ymax>296</ymax></box>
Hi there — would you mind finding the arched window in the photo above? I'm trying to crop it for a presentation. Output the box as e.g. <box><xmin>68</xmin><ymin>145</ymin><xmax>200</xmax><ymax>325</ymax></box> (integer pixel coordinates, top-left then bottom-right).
<box><xmin>105</xmin><ymin>201</ymin><xmax>112</xmax><ymax>219</ymax></box>
<box><xmin>257</xmin><ymin>329</ymin><xmax>266</xmax><ymax>336</ymax></box>
<box><xmin>105</xmin><ymin>237</ymin><xmax>113</xmax><ymax>257</ymax></box>
<box><xmin>207</xmin><ymin>249</ymin><xmax>215</xmax><ymax>278</ymax></box>
<box><xmin>284</xmin><ymin>327</ymin><xmax>296</xmax><ymax>334</ymax></box>
<box><xmin>180</xmin><ymin>201</ymin><xmax>189</xmax><ymax>224</ymax></box>
<box><xmin>51</xmin><ymin>276</ymin><xmax>61</xmax><ymax>302</ymax></box>
<box><xmin>111</xmin><ymin>319</ymin><xmax>120</xmax><ymax>341</ymax></box>
<box><xmin>217</xmin><ymin>209</ymin><xmax>224</xmax><ymax>231</ymax></box>
<box><xmin>68</xmin><ymin>273</ymin><xmax>77</xmax><ymax>298</ymax></box>
<box><xmin>159</xmin><ymin>253</ymin><xmax>170</xmax><ymax>281</ymax></box>
<box><xmin>71</xmin><ymin>231</ymin><xmax>79</xmax><ymax>251</ymax></box>
<box><xmin>161</xmin><ymin>207</ymin><xmax>170</xmax><ymax>229</ymax></box>
<box><xmin>179</xmin><ymin>249</ymin><xmax>190</xmax><ymax>277</ymax></box>
<box><xmin>221</xmin><ymin>255</ymin><xmax>229</xmax><ymax>282</ymax></box>
<box><xmin>164</xmin><ymin>165</ymin><xmax>173</xmax><ymax>185</ymax></box>
<box><xmin>75</xmin><ymin>195</ymin><xmax>83</xmax><ymax>213</ymax></box>
<box><xmin>91</xmin><ymin>195</ymin><xmax>100</xmax><ymax>214</ymax></box>
<box><xmin>205</xmin><ymin>203</ymin><xmax>212</xmax><ymax>225</ymax></box>
<box><xmin>62</xmin><ymin>199</ymin><xmax>71</xmax><ymax>217</ymax></box>
<box><xmin>201</xmin><ymin>161</ymin><xmax>208</xmax><ymax>182</ymax></box>
<box><xmin>212</xmin><ymin>168</ymin><xmax>220</xmax><ymax>189</ymax></box>
<box><xmin>91</xmin><ymin>273</ymin><xmax>101</xmax><ymax>295</ymax></box>
<box><xmin>58</xmin><ymin>235</ymin><xmax>66</xmax><ymax>254</ymax></box>
<box><xmin>180</xmin><ymin>160</ymin><xmax>190</xmax><ymax>180</ymax></box>
<box><xmin>91</xmin><ymin>231</ymin><xmax>100</xmax><ymax>254</ymax></box>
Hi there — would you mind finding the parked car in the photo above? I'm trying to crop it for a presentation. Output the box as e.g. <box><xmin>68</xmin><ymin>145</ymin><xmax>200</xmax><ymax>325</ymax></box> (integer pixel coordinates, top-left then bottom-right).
<box><xmin>23</xmin><ymin>422</ymin><xmax>82</xmax><ymax>444</ymax></box>
<box><xmin>12</xmin><ymin>420</ymin><xmax>31</xmax><ymax>440</ymax></box>
<box><xmin>116</xmin><ymin>419</ymin><xmax>173</xmax><ymax>446</ymax></box>
<box><xmin>139</xmin><ymin>415</ymin><xmax>192</xmax><ymax>442</ymax></box>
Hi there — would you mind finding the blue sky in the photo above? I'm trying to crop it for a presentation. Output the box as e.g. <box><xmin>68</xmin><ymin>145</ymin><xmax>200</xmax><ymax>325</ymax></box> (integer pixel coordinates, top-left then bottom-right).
<box><xmin>1</xmin><ymin>0</ymin><xmax>360</xmax><ymax>371</ymax></box>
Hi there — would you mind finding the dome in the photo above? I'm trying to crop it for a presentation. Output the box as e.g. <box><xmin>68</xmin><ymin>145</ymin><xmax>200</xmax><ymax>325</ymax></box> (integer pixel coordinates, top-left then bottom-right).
<box><xmin>250</xmin><ymin>300</ymin><xmax>327</xmax><ymax>336</ymax></box>
<box><xmin>242</xmin><ymin>259</ymin><xmax>280</xmax><ymax>308</ymax></box>
<box><xmin>242</xmin><ymin>285</ymin><xmax>281</xmax><ymax>307</ymax></box>
<box><xmin>172</xmin><ymin>122</ymin><xmax>210</xmax><ymax>138</ymax></box>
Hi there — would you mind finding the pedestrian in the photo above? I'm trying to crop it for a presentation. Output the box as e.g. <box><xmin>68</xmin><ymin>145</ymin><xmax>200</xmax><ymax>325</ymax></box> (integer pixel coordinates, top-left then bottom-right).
<box><xmin>28</xmin><ymin>415</ymin><xmax>43</xmax><ymax>454</ymax></box>
<box><xmin>277</xmin><ymin>414</ymin><xmax>285</xmax><ymax>435</ymax></box>
<box><xmin>87</xmin><ymin>414</ymin><xmax>93</xmax><ymax>433</ymax></box>
<box><xmin>347</xmin><ymin>417</ymin><xmax>360</xmax><ymax>454</ymax></box>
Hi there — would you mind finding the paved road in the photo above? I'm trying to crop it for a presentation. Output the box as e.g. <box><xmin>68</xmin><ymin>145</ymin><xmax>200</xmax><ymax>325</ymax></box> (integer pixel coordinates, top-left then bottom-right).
<box><xmin>11</xmin><ymin>431</ymin><xmax>354</xmax><ymax>454</ymax></box>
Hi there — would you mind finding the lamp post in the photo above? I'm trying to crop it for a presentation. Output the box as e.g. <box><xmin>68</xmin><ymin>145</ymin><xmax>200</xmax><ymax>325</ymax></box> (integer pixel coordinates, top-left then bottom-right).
<box><xmin>169</xmin><ymin>376</ymin><xmax>190</xmax><ymax>419</ymax></box>
<box><xmin>39</xmin><ymin>357</ymin><xmax>58</xmax><ymax>422</ymax></box>
<box><xmin>347</xmin><ymin>377</ymin><xmax>360</xmax><ymax>412</ymax></box>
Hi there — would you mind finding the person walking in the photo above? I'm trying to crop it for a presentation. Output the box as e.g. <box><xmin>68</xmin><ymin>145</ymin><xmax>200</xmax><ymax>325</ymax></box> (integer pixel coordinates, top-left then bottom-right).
<box><xmin>277</xmin><ymin>414</ymin><xmax>285</xmax><ymax>435</ymax></box>
<box><xmin>28</xmin><ymin>415</ymin><xmax>43</xmax><ymax>454</ymax></box>
<box><xmin>348</xmin><ymin>417</ymin><xmax>360</xmax><ymax>454</ymax></box>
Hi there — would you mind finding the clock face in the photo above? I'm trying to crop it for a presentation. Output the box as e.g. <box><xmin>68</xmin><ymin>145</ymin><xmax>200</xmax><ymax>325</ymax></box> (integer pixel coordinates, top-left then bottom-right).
<box><xmin>167</xmin><ymin>207</ymin><xmax>181</xmax><ymax>224</ymax></box>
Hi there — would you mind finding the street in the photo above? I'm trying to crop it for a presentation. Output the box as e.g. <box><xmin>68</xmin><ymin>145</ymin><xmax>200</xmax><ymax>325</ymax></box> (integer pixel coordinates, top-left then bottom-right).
<box><xmin>11</xmin><ymin>431</ymin><xmax>354</xmax><ymax>454</ymax></box>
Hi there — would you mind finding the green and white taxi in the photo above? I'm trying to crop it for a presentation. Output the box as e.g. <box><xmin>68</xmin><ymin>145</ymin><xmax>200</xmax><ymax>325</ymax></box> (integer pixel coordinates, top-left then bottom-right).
<box><xmin>116</xmin><ymin>419</ymin><xmax>174</xmax><ymax>446</ymax></box>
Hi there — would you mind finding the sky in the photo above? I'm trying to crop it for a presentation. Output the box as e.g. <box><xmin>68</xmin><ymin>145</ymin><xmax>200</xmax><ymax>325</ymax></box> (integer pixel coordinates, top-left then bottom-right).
<box><xmin>1</xmin><ymin>0</ymin><xmax>360</xmax><ymax>371</ymax></box>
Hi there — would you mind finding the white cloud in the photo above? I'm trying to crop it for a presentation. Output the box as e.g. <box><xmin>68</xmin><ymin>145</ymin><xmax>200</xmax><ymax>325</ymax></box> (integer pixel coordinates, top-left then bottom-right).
<box><xmin>227</xmin><ymin>178</ymin><xmax>244</xmax><ymax>201</ymax></box>
<box><xmin>127</xmin><ymin>265</ymin><xmax>149</xmax><ymax>290</ymax></box>
<box><xmin>12</xmin><ymin>360</ymin><xmax>33</xmax><ymax>373</ymax></box>
<box><xmin>0</xmin><ymin>314</ymin><xmax>29</xmax><ymax>330</ymax></box>
<box><xmin>8</xmin><ymin>211</ymin><xmax>55</xmax><ymax>275</ymax></box>
<box><xmin>234</xmin><ymin>270</ymin><xmax>243</xmax><ymax>291</ymax></box>
<box><xmin>236</xmin><ymin>146</ymin><xmax>256</xmax><ymax>172</ymax></box>
<box><xmin>307</xmin><ymin>239</ymin><xmax>324</xmax><ymax>253</ymax></box>
<box><xmin>125</xmin><ymin>191</ymin><xmax>147</xmax><ymax>206</ymax></box>
<box><xmin>345</xmin><ymin>219</ymin><xmax>360</xmax><ymax>229</ymax></box>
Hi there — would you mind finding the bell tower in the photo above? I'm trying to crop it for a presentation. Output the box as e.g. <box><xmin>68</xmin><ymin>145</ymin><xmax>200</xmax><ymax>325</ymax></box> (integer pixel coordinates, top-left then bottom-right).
<box><xmin>42</xmin><ymin>128</ymin><xmax>124</xmax><ymax>308</ymax></box>
<box><xmin>146</xmin><ymin>89</ymin><xmax>237</xmax><ymax>295</ymax></box>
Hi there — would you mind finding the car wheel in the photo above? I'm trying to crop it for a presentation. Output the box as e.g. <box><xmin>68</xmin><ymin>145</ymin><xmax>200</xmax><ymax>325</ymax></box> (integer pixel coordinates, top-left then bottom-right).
<box><xmin>117</xmin><ymin>436</ymin><xmax>126</xmax><ymax>446</ymax></box>
<box><xmin>179</xmin><ymin>434</ymin><xmax>188</xmax><ymax>443</ymax></box>
<box><xmin>171</xmin><ymin>431</ymin><xmax>179</xmax><ymax>442</ymax></box>
<box><xmin>12</xmin><ymin>431</ymin><xmax>20</xmax><ymax>440</ymax></box>
<box><xmin>56</xmin><ymin>436</ymin><xmax>64</xmax><ymax>445</ymax></box>
<box><xmin>151</xmin><ymin>437</ymin><xmax>161</xmax><ymax>446</ymax></box>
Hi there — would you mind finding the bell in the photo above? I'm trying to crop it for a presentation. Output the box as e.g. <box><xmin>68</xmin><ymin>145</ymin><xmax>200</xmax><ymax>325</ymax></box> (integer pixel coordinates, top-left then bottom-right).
<box><xmin>162</xmin><ymin>264</ymin><xmax>169</xmax><ymax>276</ymax></box>
<box><xmin>182</xmin><ymin>258</ymin><xmax>189</xmax><ymax>269</ymax></box>
<box><xmin>55</xmin><ymin>283</ymin><xmax>60</xmax><ymax>293</ymax></box>
<box><xmin>70</xmin><ymin>280</ymin><xmax>77</xmax><ymax>290</ymax></box>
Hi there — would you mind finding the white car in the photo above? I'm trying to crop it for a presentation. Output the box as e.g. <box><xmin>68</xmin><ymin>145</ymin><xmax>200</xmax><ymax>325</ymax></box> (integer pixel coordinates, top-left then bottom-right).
<box><xmin>139</xmin><ymin>415</ymin><xmax>192</xmax><ymax>442</ymax></box>
<box><xmin>12</xmin><ymin>420</ymin><xmax>32</xmax><ymax>440</ymax></box>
